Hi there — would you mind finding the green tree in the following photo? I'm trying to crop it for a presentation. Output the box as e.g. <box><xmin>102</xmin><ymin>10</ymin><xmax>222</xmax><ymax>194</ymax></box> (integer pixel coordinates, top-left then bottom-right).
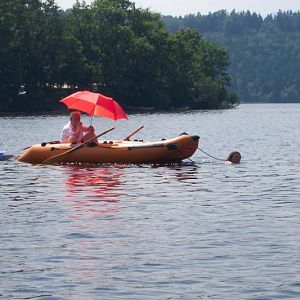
<box><xmin>163</xmin><ymin>10</ymin><xmax>300</xmax><ymax>103</ymax></box>
<box><xmin>0</xmin><ymin>0</ymin><xmax>239</xmax><ymax>111</ymax></box>
<box><xmin>0</xmin><ymin>0</ymin><xmax>66</xmax><ymax>110</ymax></box>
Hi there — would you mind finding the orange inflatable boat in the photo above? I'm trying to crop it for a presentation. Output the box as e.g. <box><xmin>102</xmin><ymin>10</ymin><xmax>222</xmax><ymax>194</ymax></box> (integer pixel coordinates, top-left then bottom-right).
<box><xmin>17</xmin><ymin>134</ymin><xmax>200</xmax><ymax>165</ymax></box>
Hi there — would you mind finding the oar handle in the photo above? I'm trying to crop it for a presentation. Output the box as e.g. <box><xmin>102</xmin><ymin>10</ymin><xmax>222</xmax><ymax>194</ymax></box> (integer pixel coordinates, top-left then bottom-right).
<box><xmin>86</xmin><ymin>126</ymin><xmax>115</xmax><ymax>145</ymax></box>
<box><xmin>123</xmin><ymin>126</ymin><xmax>144</xmax><ymax>141</ymax></box>
<box><xmin>42</xmin><ymin>127</ymin><xmax>115</xmax><ymax>164</ymax></box>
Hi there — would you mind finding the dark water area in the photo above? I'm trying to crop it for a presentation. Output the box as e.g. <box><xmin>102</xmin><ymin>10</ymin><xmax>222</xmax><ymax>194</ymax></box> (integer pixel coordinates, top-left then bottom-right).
<box><xmin>1</xmin><ymin>104</ymin><xmax>300</xmax><ymax>299</ymax></box>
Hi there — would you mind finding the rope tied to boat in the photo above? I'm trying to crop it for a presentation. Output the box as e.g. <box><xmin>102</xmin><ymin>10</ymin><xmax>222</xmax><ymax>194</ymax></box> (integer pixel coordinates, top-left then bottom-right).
<box><xmin>198</xmin><ymin>147</ymin><xmax>242</xmax><ymax>164</ymax></box>
<box><xmin>197</xmin><ymin>147</ymin><xmax>225</xmax><ymax>161</ymax></box>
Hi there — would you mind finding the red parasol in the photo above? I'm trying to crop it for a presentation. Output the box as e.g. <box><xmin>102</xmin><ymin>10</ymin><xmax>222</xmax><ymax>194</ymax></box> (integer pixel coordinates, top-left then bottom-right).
<box><xmin>60</xmin><ymin>91</ymin><xmax>128</xmax><ymax>121</ymax></box>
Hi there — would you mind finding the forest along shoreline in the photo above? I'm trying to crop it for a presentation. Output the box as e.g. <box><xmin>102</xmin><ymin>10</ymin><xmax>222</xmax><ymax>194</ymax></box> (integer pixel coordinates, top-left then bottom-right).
<box><xmin>163</xmin><ymin>10</ymin><xmax>300</xmax><ymax>103</ymax></box>
<box><xmin>0</xmin><ymin>0</ymin><xmax>238</xmax><ymax>113</ymax></box>
<box><xmin>2</xmin><ymin>2</ymin><xmax>299</xmax><ymax>114</ymax></box>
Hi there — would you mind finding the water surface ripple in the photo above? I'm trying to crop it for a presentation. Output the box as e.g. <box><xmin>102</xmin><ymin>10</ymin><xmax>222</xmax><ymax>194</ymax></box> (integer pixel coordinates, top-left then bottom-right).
<box><xmin>1</xmin><ymin>104</ymin><xmax>300</xmax><ymax>299</ymax></box>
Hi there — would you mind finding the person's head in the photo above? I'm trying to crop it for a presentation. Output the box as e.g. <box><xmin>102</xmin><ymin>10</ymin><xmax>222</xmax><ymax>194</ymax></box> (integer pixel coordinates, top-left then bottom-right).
<box><xmin>226</xmin><ymin>151</ymin><xmax>241</xmax><ymax>164</ymax></box>
<box><xmin>70</xmin><ymin>111</ymin><xmax>81</xmax><ymax>125</ymax></box>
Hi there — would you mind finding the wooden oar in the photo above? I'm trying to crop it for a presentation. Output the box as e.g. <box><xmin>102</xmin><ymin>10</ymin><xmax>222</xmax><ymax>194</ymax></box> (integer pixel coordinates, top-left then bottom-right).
<box><xmin>42</xmin><ymin>127</ymin><xmax>115</xmax><ymax>164</ymax></box>
<box><xmin>123</xmin><ymin>126</ymin><xmax>144</xmax><ymax>141</ymax></box>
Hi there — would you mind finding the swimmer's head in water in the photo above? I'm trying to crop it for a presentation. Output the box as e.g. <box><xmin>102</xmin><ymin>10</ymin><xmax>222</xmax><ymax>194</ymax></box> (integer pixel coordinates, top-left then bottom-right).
<box><xmin>226</xmin><ymin>151</ymin><xmax>241</xmax><ymax>164</ymax></box>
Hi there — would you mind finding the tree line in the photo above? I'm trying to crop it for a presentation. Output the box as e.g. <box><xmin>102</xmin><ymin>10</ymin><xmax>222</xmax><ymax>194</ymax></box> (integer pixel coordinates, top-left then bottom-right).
<box><xmin>163</xmin><ymin>10</ymin><xmax>300</xmax><ymax>102</ymax></box>
<box><xmin>0</xmin><ymin>0</ymin><xmax>238</xmax><ymax>112</ymax></box>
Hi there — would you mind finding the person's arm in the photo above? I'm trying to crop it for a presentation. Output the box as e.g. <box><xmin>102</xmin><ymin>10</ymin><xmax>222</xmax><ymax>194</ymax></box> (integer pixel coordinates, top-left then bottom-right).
<box><xmin>82</xmin><ymin>125</ymin><xmax>95</xmax><ymax>134</ymax></box>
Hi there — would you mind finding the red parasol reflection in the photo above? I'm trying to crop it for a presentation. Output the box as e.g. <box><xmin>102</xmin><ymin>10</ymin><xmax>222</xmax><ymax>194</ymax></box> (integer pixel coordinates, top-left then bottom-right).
<box><xmin>64</xmin><ymin>166</ymin><xmax>125</xmax><ymax>217</ymax></box>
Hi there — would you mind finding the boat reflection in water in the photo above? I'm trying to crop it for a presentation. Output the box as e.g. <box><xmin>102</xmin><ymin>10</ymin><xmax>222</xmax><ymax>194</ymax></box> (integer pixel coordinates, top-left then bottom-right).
<box><xmin>63</xmin><ymin>166</ymin><xmax>125</xmax><ymax>217</ymax></box>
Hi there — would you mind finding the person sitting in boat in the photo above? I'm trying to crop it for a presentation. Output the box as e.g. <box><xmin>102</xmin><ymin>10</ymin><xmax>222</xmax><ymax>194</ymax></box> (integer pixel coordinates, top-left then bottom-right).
<box><xmin>61</xmin><ymin>111</ymin><xmax>98</xmax><ymax>144</ymax></box>
<box><xmin>226</xmin><ymin>151</ymin><xmax>241</xmax><ymax>164</ymax></box>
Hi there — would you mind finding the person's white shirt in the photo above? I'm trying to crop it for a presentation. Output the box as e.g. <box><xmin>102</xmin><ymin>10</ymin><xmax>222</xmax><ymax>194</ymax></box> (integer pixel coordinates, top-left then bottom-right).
<box><xmin>60</xmin><ymin>122</ymin><xmax>84</xmax><ymax>143</ymax></box>
<box><xmin>61</xmin><ymin>122</ymin><xmax>72</xmax><ymax>143</ymax></box>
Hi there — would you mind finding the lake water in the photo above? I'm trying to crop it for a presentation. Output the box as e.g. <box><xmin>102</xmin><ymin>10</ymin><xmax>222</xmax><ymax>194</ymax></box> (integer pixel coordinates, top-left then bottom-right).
<box><xmin>1</xmin><ymin>104</ymin><xmax>300</xmax><ymax>299</ymax></box>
